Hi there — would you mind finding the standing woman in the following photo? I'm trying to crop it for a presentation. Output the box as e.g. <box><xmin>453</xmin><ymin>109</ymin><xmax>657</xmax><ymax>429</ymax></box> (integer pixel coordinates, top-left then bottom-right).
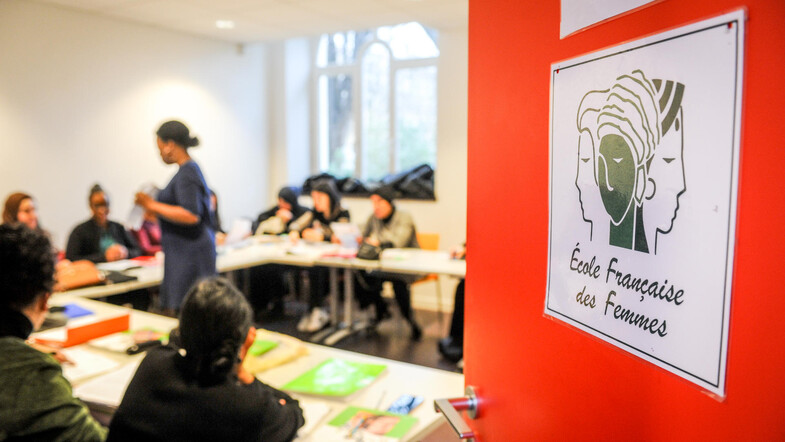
<box><xmin>135</xmin><ymin>120</ymin><xmax>216</xmax><ymax>313</ymax></box>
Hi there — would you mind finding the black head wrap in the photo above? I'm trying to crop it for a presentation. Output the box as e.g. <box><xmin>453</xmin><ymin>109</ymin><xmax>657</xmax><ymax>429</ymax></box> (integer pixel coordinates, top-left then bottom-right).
<box><xmin>278</xmin><ymin>187</ymin><xmax>301</xmax><ymax>210</ymax></box>
<box><xmin>372</xmin><ymin>186</ymin><xmax>396</xmax><ymax>205</ymax></box>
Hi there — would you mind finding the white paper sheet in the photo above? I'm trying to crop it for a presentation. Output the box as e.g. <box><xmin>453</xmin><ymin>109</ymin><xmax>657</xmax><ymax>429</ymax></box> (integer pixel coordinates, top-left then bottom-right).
<box><xmin>60</xmin><ymin>348</ymin><xmax>121</xmax><ymax>383</ymax></box>
<box><xmin>72</xmin><ymin>360</ymin><xmax>141</xmax><ymax>407</ymax></box>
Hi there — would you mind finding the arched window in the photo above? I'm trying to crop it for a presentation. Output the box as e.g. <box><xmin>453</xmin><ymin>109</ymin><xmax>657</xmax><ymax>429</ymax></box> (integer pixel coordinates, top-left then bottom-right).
<box><xmin>315</xmin><ymin>22</ymin><xmax>438</xmax><ymax>180</ymax></box>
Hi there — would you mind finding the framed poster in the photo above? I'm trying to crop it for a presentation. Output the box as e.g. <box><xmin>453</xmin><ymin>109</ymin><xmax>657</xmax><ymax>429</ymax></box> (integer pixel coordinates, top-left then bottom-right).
<box><xmin>546</xmin><ymin>10</ymin><xmax>744</xmax><ymax>397</ymax></box>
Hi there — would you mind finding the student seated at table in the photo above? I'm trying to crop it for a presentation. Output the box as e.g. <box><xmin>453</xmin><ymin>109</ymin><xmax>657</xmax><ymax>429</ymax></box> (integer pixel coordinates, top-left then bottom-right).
<box><xmin>66</xmin><ymin>184</ymin><xmax>141</xmax><ymax>263</ymax></box>
<box><xmin>0</xmin><ymin>223</ymin><xmax>107</xmax><ymax>441</ymax></box>
<box><xmin>107</xmin><ymin>277</ymin><xmax>304</xmax><ymax>442</ymax></box>
<box><xmin>131</xmin><ymin>209</ymin><xmax>162</xmax><ymax>256</ymax></box>
<box><xmin>248</xmin><ymin>186</ymin><xmax>308</xmax><ymax>319</ymax></box>
<box><xmin>253</xmin><ymin>186</ymin><xmax>307</xmax><ymax>235</ymax></box>
<box><xmin>355</xmin><ymin>186</ymin><xmax>422</xmax><ymax>340</ymax></box>
<box><xmin>289</xmin><ymin>180</ymin><xmax>350</xmax><ymax>332</ymax></box>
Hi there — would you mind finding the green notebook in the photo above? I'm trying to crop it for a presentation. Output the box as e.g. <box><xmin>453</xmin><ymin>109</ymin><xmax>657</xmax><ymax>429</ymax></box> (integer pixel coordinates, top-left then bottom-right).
<box><xmin>282</xmin><ymin>358</ymin><xmax>386</xmax><ymax>397</ymax></box>
<box><xmin>248</xmin><ymin>339</ymin><xmax>279</xmax><ymax>356</ymax></box>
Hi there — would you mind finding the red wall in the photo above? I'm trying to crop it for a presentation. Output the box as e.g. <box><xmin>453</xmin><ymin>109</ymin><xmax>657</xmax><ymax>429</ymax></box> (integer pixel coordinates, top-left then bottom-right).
<box><xmin>466</xmin><ymin>0</ymin><xmax>785</xmax><ymax>440</ymax></box>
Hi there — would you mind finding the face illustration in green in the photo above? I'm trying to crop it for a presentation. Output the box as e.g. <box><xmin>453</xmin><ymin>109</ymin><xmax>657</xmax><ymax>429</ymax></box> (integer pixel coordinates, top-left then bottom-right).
<box><xmin>597</xmin><ymin>134</ymin><xmax>636</xmax><ymax>225</ymax></box>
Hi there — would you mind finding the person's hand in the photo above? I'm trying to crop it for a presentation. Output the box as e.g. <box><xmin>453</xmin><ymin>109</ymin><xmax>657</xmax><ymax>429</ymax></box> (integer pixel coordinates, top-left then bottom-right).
<box><xmin>365</xmin><ymin>237</ymin><xmax>381</xmax><ymax>247</ymax></box>
<box><xmin>301</xmin><ymin>228</ymin><xmax>324</xmax><ymax>242</ymax></box>
<box><xmin>105</xmin><ymin>244</ymin><xmax>128</xmax><ymax>262</ymax></box>
<box><xmin>215</xmin><ymin>232</ymin><xmax>226</xmax><ymax>246</ymax></box>
<box><xmin>276</xmin><ymin>208</ymin><xmax>293</xmax><ymax>222</ymax></box>
<box><xmin>288</xmin><ymin>230</ymin><xmax>300</xmax><ymax>242</ymax></box>
<box><xmin>134</xmin><ymin>192</ymin><xmax>154</xmax><ymax>210</ymax></box>
<box><xmin>28</xmin><ymin>341</ymin><xmax>73</xmax><ymax>365</ymax></box>
<box><xmin>450</xmin><ymin>244</ymin><xmax>466</xmax><ymax>260</ymax></box>
<box><xmin>55</xmin><ymin>259</ymin><xmax>71</xmax><ymax>271</ymax></box>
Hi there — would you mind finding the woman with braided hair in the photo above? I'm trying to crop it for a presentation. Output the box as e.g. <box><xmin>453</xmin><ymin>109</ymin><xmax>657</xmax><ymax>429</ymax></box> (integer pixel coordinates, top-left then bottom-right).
<box><xmin>108</xmin><ymin>277</ymin><xmax>304</xmax><ymax>442</ymax></box>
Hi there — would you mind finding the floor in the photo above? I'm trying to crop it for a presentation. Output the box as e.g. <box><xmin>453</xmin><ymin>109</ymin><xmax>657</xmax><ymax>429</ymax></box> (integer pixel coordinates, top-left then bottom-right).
<box><xmin>256</xmin><ymin>297</ymin><xmax>463</xmax><ymax>374</ymax></box>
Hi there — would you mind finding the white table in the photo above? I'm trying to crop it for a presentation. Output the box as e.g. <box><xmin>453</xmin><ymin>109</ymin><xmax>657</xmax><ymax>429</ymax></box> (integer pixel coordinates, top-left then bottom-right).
<box><xmin>40</xmin><ymin>296</ymin><xmax>464</xmax><ymax>441</ymax></box>
<box><xmin>56</xmin><ymin>240</ymin><xmax>467</xmax><ymax>347</ymax></box>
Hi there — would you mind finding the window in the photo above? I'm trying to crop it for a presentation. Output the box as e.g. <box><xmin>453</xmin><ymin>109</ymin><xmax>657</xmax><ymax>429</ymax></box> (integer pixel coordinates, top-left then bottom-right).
<box><xmin>315</xmin><ymin>22</ymin><xmax>438</xmax><ymax>181</ymax></box>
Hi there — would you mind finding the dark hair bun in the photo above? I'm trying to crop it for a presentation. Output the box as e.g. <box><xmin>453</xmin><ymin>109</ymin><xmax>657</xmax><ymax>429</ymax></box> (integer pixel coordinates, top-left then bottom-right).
<box><xmin>178</xmin><ymin>277</ymin><xmax>252</xmax><ymax>386</ymax></box>
<box><xmin>206</xmin><ymin>339</ymin><xmax>238</xmax><ymax>379</ymax></box>
<box><xmin>157</xmin><ymin>120</ymin><xmax>199</xmax><ymax>149</ymax></box>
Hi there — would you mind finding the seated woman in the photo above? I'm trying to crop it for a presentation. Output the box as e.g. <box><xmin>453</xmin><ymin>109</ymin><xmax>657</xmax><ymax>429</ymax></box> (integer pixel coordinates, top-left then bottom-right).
<box><xmin>107</xmin><ymin>277</ymin><xmax>304</xmax><ymax>442</ymax></box>
<box><xmin>3</xmin><ymin>192</ymin><xmax>40</xmax><ymax>231</ymax></box>
<box><xmin>355</xmin><ymin>186</ymin><xmax>422</xmax><ymax>340</ymax></box>
<box><xmin>253</xmin><ymin>186</ymin><xmax>307</xmax><ymax>235</ymax></box>
<box><xmin>66</xmin><ymin>184</ymin><xmax>141</xmax><ymax>263</ymax></box>
<box><xmin>131</xmin><ymin>209</ymin><xmax>162</xmax><ymax>256</ymax></box>
<box><xmin>0</xmin><ymin>224</ymin><xmax>107</xmax><ymax>441</ymax></box>
<box><xmin>289</xmin><ymin>180</ymin><xmax>350</xmax><ymax>332</ymax></box>
<box><xmin>248</xmin><ymin>186</ymin><xmax>308</xmax><ymax>319</ymax></box>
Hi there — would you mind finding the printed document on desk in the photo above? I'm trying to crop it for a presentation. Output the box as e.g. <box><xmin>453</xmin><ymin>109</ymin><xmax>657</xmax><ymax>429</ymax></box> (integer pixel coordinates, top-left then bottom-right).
<box><xmin>60</xmin><ymin>347</ymin><xmax>121</xmax><ymax>383</ymax></box>
<box><xmin>73</xmin><ymin>359</ymin><xmax>141</xmax><ymax>408</ymax></box>
<box><xmin>308</xmin><ymin>406</ymin><xmax>417</xmax><ymax>441</ymax></box>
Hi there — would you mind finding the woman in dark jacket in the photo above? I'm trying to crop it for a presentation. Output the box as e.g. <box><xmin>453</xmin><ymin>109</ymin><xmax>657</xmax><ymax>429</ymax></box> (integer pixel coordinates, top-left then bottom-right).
<box><xmin>66</xmin><ymin>184</ymin><xmax>141</xmax><ymax>263</ymax></box>
<box><xmin>108</xmin><ymin>277</ymin><xmax>304</xmax><ymax>442</ymax></box>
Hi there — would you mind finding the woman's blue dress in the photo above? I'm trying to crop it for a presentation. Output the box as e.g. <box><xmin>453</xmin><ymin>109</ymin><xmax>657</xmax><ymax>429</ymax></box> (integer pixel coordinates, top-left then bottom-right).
<box><xmin>157</xmin><ymin>161</ymin><xmax>216</xmax><ymax>309</ymax></box>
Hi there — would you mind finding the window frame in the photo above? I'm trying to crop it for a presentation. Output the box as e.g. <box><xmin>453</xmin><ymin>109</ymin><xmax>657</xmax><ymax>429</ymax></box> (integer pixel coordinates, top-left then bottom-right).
<box><xmin>311</xmin><ymin>28</ymin><xmax>438</xmax><ymax>181</ymax></box>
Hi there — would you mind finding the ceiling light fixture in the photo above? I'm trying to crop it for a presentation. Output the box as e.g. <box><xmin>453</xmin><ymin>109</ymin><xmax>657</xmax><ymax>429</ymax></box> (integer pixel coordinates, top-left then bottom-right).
<box><xmin>215</xmin><ymin>20</ymin><xmax>235</xmax><ymax>30</ymax></box>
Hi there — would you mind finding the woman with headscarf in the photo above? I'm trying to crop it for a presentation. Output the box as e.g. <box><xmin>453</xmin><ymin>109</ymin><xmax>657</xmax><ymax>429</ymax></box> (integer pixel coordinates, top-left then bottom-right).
<box><xmin>289</xmin><ymin>180</ymin><xmax>350</xmax><ymax>332</ymax></box>
<box><xmin>354</xmin><ymin>186</ymin><xmax>423</xmax><ymax>340</ymax></box>
<box><xmin>107</xmin><ymin>277</ymin><xmax>304</xmax><ymax>441</ymax></box>
<box><xmin>134</xmin><ymin>120</ymin><xmax>216</xmax><ymax>313</ymax></box>
<box><xmin>253</xmin><ymin>186</ymin><xmax>307</xmax><ymax>235</ymax></box>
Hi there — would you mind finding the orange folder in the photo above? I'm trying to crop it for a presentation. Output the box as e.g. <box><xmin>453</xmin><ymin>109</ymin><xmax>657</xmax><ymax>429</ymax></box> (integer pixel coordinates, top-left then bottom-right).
<box><xmin>33</xmin><ymin>313</ymin><xmax>130</xmax><ymax>348</ymax></box>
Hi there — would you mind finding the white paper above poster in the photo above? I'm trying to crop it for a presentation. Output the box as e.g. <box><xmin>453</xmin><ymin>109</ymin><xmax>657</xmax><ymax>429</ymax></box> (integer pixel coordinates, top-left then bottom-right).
<box><xmin>560</xmin><ymin>0</ymin><xmax>655</xmax><ymax>38</ymax></box>
<box><xmin>546</xmin><ymin>10</ymin><xmax>745</xmax><ymax>397</ymax></box>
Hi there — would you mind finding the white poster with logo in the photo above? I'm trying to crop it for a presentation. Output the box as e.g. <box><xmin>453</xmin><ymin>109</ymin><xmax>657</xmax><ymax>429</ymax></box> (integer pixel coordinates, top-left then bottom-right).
<box><xmin>546</xmin><ymin>10</ymin><xmax>744</xmax><ymax>397</ymax></box>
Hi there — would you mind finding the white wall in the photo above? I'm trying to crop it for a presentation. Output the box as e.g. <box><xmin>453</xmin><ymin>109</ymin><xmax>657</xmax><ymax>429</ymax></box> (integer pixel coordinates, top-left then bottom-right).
<box><xmin>0</xmin><ymin>0</ymin><xmax>270</xmax><ymax>249</ymax></box>
<box><xmin>268</xmin><ymin>38</ymin><xmax>313</xmax><ymax>200</ymax></box>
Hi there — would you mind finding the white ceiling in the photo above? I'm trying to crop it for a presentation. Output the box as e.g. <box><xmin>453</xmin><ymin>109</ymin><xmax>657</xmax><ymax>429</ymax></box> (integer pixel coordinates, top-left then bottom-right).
<box><xmin>30</xmin><ymin>0</ymin><xmax>468</xmax><ymax>43</ymax></box>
